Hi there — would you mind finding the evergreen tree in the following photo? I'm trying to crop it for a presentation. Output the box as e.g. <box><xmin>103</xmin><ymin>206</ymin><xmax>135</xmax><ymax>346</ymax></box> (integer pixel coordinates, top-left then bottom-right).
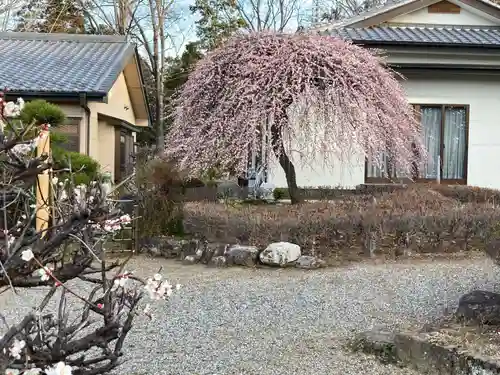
<box><xmin>189</xmin><ymin>0</ymin><xmax>246</xmax><ymax>50</ymax></box>
<box><xmin>15</xmin><ymin>0</ymin><xmax>87</xmax><ymax>33</ymax></box>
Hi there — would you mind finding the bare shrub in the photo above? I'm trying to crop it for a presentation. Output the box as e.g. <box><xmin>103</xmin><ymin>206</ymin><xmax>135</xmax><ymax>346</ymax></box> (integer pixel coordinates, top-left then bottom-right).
<box><xmin>0</xmin><ymin>99</ymin><xmax>177</xmax><ymax>375</ymax></box>
<box><xmin>183</xmin><ymin>187</ymin><xmax>500</xmax><ymax>258</ymax></box>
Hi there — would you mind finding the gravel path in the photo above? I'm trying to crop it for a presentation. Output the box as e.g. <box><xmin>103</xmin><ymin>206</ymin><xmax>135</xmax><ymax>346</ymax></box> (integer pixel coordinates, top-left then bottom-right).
<box><xmin>2</xmin><ymin>254</ymin><xmax>499</xmax><ymax>375</ymax></box>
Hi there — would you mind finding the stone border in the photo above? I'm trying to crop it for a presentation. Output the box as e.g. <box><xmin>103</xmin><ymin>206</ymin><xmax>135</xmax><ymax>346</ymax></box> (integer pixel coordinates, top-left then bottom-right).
<box><xmin>352</xmin><ymin>330</ymin><xmax>500</xmax><ymax>374</ymax></box>
<box><xmin>138</xmin><ymin>236</ymin><xmax>327</xmax><ymax>270</ymax></box>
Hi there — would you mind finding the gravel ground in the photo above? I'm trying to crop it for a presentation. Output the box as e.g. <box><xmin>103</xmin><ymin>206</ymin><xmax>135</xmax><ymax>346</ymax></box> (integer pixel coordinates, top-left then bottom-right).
<box><xmin>2</xmin><ymin>254</ymin><xmax>499</xmax><ymax>375</ymax></box>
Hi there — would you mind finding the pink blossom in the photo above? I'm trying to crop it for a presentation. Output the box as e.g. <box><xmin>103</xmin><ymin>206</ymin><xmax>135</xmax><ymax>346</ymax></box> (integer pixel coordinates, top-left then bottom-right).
<box><xmin>166</xmin><ymin>32</ymin><xmax>425</xmax><ymax>180</ymax></box>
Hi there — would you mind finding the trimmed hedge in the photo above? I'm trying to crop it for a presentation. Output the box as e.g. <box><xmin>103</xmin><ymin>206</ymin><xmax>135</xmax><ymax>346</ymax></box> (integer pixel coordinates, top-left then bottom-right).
<box><xmin>272</xmin><ymin>184</ymin><xmax>407</xmax><ymax>201</ymax></box>
<box><xmin>183</xmin><ymin>185</ymin><xmax>500</xmax><ymax>257</ymax></box>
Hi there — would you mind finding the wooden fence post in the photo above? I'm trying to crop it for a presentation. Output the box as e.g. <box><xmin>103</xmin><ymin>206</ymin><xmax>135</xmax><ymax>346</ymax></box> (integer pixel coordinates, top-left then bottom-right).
<box><xmin>36</xmin><ymin>125</ymin><xmax>50</xmax><ymax>237</ymax></box>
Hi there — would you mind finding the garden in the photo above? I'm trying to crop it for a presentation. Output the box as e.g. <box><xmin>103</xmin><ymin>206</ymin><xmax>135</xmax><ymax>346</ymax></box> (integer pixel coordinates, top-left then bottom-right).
<box><xmin>137</xmin><ymin>171</ymin><xmax>500</xmax><ymax>265</ymax></box>
<box><xmin>3</xmin><ymin>29</ymin><xmax>500</xmax><ymax>375</ymax></box>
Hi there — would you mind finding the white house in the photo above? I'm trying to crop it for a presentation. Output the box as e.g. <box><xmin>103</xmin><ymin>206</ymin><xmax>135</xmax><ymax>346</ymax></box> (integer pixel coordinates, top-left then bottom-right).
<box><xmin>267</xmin><ymin>0</ymin><xmax>500</xmax><ymax>189</ymax></box>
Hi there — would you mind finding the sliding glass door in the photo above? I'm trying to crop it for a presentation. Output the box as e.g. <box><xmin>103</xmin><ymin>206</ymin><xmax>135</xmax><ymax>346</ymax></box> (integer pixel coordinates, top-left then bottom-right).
<box><xmin>365</xmin><ymin>104</ymin><xmax>468</xmax><ymax>183</ymax></box>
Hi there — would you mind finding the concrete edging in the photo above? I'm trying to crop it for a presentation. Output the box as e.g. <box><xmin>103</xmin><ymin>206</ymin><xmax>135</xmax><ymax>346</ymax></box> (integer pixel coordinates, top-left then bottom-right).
<box><xmin>352</xmin><ymin>330</ymin><xmax>500</xmax><ymax>374</ymax></box>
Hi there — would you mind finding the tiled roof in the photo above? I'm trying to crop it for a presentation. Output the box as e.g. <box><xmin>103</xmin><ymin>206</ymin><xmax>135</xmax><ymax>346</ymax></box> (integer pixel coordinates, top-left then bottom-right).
<box><xmin>324</xmin><ymin>25</ymin><xmax>500</xmax><ymax>47</ymax></box>
<box><xmin>0</xmin><ymin>32</ymin><xmax>136</xmax><ymax>95</ymax></box>
<box><xmin>310</xmin><ymin>0</ymin><xmax>500</xmax><ymax>30</ymax></box>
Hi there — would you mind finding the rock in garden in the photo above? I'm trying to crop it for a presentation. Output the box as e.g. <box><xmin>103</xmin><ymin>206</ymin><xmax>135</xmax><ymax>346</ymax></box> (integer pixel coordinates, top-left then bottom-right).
<box><xmin>351</xmin><ymin>330</ymin><xmax>398</xmax><ymax>364</ymax></box>
<box><xmin>159</xmin><ymin>237</ymin><xmax>183</xmax><ymax>258</ymax></box>
<box><xmin>138</xmin><ymin>237</ymin><xmax>162</xmax><ymax>256</ymax></box>
<box><xmin>179</xmin><ymin>239</ymin><xmax>199</xmax><ymax>259</ymax></box>
<box><xmin>210</xmin><ymin>243</ymin><xmax>229</xmax><ymax>257</ymax></box>
<box><xmin>226</xmin><ymin>245</ymin><xmax>259</xmax><ymax>267</ymax></box>
<box><xmin>199</xmin><ymin>241</ymin><xmax>216</xmax><ymax>264</ymax></box>
<box><xmin>182</xmin><ymin>255</ymin><xmax>197</xmax><ymax>265</ymax></box>
<box><xmin>145</xmin><ymin>245</ymin><xmax>161</xmax><ymax>257</ymax></box>
<box><xmin>456</xmin><ymin>290</ymin><xmax>500</xmax><ymax>325</ymax></box>
<box><xmin>259</xmin><ymin>242</ymin><xmax>301</xmax><ymax>266</ymax></box>
<box><xmin>195</xmin><ymin>247</ymin><xmax>204</xmax><ymax>260</ymax></box>
<box><xmin>295</xmin><ymin>255</ymin><xmax>326</xmax><ymax>269</ymax></box>
<box><xmin>208</xmin><ymin>256</ymin><xmax>228</xmax><ymax>268</ymax></box>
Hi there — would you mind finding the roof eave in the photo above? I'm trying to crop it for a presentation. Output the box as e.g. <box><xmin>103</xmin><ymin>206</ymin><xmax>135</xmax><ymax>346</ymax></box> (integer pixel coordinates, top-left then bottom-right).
<box><xmin>3</xmin><ymin>90</ymin><xmax>107</xmax><ymax>101</ymax></box>
<box><xmin>133</xmin><ymin>48</ymin><xmax>154</xmax><ymax>128</ymax></box>
<box><xmin>350</xmin><ymin>40</ymin><xmax>500</xmax><ymax>48</ymax></box>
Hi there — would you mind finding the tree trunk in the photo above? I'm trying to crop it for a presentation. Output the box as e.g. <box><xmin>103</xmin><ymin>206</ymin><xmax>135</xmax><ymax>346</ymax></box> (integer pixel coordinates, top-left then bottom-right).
<box><xmin>271</xmin><ymin>123</ymin><xmax>302</xmax><ymax>204</ymax></box>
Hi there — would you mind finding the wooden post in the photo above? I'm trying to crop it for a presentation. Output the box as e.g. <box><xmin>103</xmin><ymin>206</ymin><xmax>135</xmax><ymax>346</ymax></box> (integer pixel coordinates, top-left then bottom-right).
<box><xmin>36</xmin><ymin>125</ymin><xmax>50</xmax><ymax>237</ymax></box>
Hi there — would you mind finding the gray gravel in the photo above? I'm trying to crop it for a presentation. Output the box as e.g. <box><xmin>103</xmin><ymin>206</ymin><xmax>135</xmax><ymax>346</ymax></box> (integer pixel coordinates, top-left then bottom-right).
<box><xmin>2</xmin><ymin>254</ymin><xmax>499</xmax><ymax>375</ymax></box>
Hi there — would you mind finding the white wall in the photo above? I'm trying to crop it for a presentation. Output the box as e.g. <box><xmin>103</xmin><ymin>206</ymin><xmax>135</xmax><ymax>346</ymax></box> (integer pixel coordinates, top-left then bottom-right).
<box><xmin>390</xmin><ymin>5</ymin><xmax>498</xmax><ymax>25</ymax></box>
<box><xmin>267</xmin><ymin>74</ymin><xmax>500</xmax><ymax>190</ymax></box>
<box><xmin>267</xmin><ymin>153</ymin><xmax>365</xmax><ymax>189</ymax></box>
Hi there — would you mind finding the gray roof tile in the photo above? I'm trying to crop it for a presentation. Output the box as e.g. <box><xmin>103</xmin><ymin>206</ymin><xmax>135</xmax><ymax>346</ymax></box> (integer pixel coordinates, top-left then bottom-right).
<box><xmin>0</xmin><ymin>32</ymin><xmax>135</xmax><ymax>95</ymax></box>
<box><xmin>325</xmin><ymin>26</ymin><xmax>500</xmax><ymax>47</ymax></box>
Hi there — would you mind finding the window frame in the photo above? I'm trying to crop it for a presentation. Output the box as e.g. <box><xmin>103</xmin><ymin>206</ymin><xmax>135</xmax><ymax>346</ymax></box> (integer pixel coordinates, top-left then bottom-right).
<box><xmin>53</xmin><ymin>117</ymin><xmax>81</xmax><ymax>153</ymax></box>
<box><xmin>364</xmin><ymin>103</ymin><xmax>469</xmax><ymax>185</ymax></box>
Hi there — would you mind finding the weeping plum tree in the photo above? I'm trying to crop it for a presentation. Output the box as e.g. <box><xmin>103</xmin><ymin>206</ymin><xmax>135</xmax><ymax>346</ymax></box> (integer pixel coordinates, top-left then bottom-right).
<box><xmin>166</xmin><ymin>32</ymin><xmax>425</xmax><ymax>203</ymax></box>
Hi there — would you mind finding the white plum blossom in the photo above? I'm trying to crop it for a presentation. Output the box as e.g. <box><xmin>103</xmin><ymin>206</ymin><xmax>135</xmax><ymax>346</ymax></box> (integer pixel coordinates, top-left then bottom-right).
<box><xmin>4</xmin><ymin>101</ymin><xmax>21</xmax><ymax>118</ymax></box>
<box><xmin>144</xmin><ymin>275</ymin><xmax>175</xmax><ymax>300</ymax></box>
<box><xmin>11</xmin><ymin>143</ymin><xmax>32</xmax><ymax>157</ymax></box>
<box><xmin>45</xmin><ymin>362</ymin><xmax>72</xmax><ymax>375</ymax></box>
<box><xmin>5</xmin><ymin>369</ymin><xmax>20</xmax><ymax>375</ymax></box>
<box><xmin>119</xmin><ymin>214</ymin><xmax>131</xmax><ymax>224</ymax></box>
<box><xmin>37</xmin><ymin>265</ymin><xmax>54</xmax><ymax>281</ymax></box>
<box><xmin>111</xmin><ymin>273</ymin><xmax>129</xmax><ymax>291</ymax></box>
<box><xmin>102</xmin><ymin>214</ymin><xmax>131</xmax><ymax>233</ymax></box>
<box><xmin>21</xmin><ymin>249</ymin><xmax>34</xmax><ymax>262</ymax></box>
<box><xmin>9</xmin><ymin>339</ymin><xmax>25</xmax><ymax>359</ymax></box>
<box><xmin>23</xmin><ymin>369</ymin><xmax>41</xmax><ymax>375</ymax></box>
<box><xmin>7</xmin><ymin>235</ymin><xmax>15</xmax><ymax>249</ymax></box>
<box><xmin>2</xmin><ymin>97</ymin><xmax>24</xmax><ymax>118</ymax></box>
<box><xmin>51</xmin><ymin>177</ymin><xmax>58</xmax><ymax>185</ymax></box>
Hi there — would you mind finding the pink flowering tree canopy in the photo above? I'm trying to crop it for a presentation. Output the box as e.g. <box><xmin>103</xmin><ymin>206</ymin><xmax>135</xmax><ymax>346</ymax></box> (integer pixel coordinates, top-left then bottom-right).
<box><xmin>166</xmin><ymin>31</ymin><xmax>424</xmax><ymax>203</ymax></box>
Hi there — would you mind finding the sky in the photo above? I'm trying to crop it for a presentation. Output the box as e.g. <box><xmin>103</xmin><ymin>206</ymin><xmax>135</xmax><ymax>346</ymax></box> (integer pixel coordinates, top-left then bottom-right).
<box><xmin>165</xmin><ymin>0</ymin><xmax>315</xmax><ymax>56</ymax></box>
<box><xmin>0</xmin><ymin>0</ymin><xmax>316</xmax><ymax>57</ymax></box>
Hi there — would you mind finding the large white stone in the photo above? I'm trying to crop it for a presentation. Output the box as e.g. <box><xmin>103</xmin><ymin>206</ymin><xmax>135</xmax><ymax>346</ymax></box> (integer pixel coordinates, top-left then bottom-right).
<box><xmin>259</xmin><ymin>242</ymin><xmax>301</xmax><ymax>266</ymax></box>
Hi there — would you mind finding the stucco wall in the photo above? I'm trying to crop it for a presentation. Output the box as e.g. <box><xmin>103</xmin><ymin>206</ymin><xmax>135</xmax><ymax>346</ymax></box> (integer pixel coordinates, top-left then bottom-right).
<box><xmin>267</xmin><ymin>74</ymin><xmax>500</xmax><ymax>190</ymax></box>
<box><xmin>390</xmin><ymin>4</ymin><xmax>499</xmax><ymax>25</ymax></box>
<box><xmin>97</xmin><ymin>120</ymin><xmax>116</xmax><ymax>178</ymax></box>
<box><xmin>89</xmin><ymin>72</ymin><xmax>137</xmax><ymax>125</ymax></box>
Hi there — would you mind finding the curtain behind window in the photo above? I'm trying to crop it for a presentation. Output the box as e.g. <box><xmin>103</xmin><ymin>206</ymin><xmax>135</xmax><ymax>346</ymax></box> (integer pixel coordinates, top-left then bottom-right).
<box><xmin>443</xmin><ymin>107</ymin><xmax>466</xmax><ymax>179</ymax></box>
<box><xmin>420</xmin><ymin>107</ymin><xmax>441</xmax><ymax>179</ymax></box>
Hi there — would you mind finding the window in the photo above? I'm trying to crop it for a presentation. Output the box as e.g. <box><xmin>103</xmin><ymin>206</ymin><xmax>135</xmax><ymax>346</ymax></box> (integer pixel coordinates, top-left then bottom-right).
<box><xmin>365</xmin><ymin>104</ymin><xmax>468</xmax><ymax>183</ymax></box>
<box><xmin>116</xmin><ymin>130</ymin><xmax>134</xmax><ymax>182</ymax></box>
<box><xmin>54</xmin><ymin>117</ymin><xmax>80</xmax><ymax>153</ymax></box>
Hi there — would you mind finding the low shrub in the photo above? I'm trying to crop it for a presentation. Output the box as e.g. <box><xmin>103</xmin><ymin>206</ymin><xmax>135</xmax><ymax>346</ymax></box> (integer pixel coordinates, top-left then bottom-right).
<box><xmin>183</xmin><ymin>185</ymin><xmax>500</xmax><ymax>258</ymax></box>
<box><xmin>270</xmin><ymin>184</ymin><xmax>500</xmax><ymax>205</ymax></box>
<box><xmin>135</xmin><ymin>155</ymin><xmax>186</xmax><ymax>238</ymax></box>
<box><xmin>273</xmin><ymin>187</ymin><xmax>287</xmax><ymax>201</ymax></box>
<box><xmin>430</xmin><ymin>184</ymin><xmax>500</xmax><ymax>204</ymax></box>
<box><xmin>52</xmin><ymin>145</ymin><xmax>101</xmax><ymax>185</ymax></box>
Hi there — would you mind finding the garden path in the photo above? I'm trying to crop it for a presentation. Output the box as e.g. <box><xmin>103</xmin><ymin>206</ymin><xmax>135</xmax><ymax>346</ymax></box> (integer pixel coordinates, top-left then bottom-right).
<box><xmin>2</xmin><ymin>254</ymin><xmax>496</xmax><ymax>374</ymax></box>
<box><xmin>118</xmin><ymin>253</ymin><xmax>497</xmax><ymax>375</ymax></box>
